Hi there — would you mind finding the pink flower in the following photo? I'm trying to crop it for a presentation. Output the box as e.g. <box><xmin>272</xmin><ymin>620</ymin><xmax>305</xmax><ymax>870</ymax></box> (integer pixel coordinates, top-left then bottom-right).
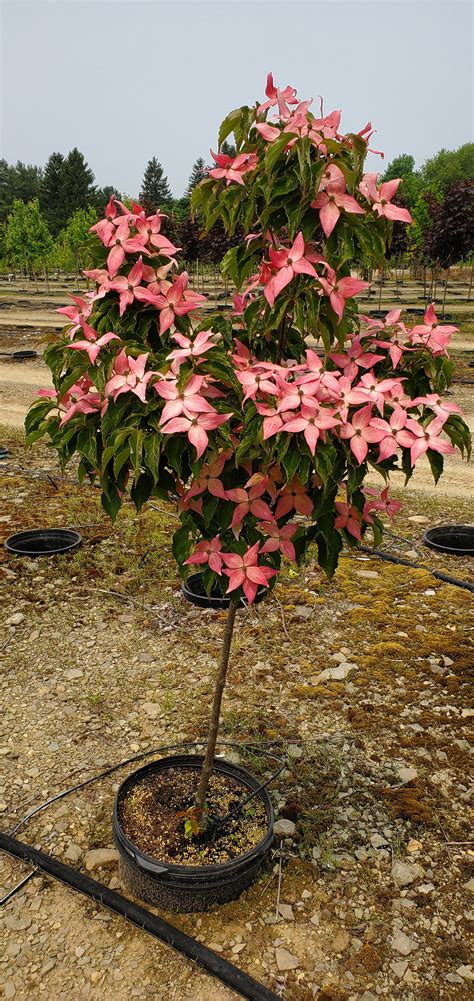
<box><xmin>209</xmin><ymin>150</ymin><xmax>258</xmax><ymax>186</ymax></box>
<box><xmin>401</xmin><ymin>416</ymin><xmax>456</xmax><ymax>465</ymax></box>
<box><xmin>104</xmin><ymin>350</ymin><xmax>155</xmax><ymax>404</ymax></box>
<box><xmin>51</xmin><ymin>376</ymin><xmax>104</xmax><ymax>426</ymax></box>
<box><xmin>311</xmin><ymin>176</ymin><xmax>365</xmax><ymax>238</ymax></box>
<box><xmin>408</xmin><ymin>304</ymin><xmax>458</xmax><ymax>355</ymax></box>
<box><xmin>322</xmin><ymin>374</ymin><xmax>369</xmax><ymax>420</ymax></box>
<box><xmin>166</xmin><ymin>328</ymin><xmax>218</xmax><ymax>364</ymax></box>
<box><xmin>318</xmin><ymin>268</ymin><xmax>369</xmax><ymax>323</ymax></box>
<box><xmin>358</xmin><ymin>175</ymin><xmax>412</xmax><ymax>224</ymax></box>
<box><xmin>236</xmin><ymin>366</ymin><xmax>278</xmax><ymax>402</ymax></box>
<box><xmin>275</xmin><ymin>477</ymin><xmax>313</xmax><ymax>519</ymax></box>
<box><xmin>369</xmin><ymin>406</ymin><xmax>412</xmax><ymax>461</ymax></box>
<box><xmin>265</xmin><ymin>233</ymin><xmax>318</xmax><ymax>307</ymax></box>
<box><xmin>283</xmin><ymin>404</ymin><xmax>340</xmax><ymax>454</ymax></box>
<box><xmin>135</xmin><ymin>213</ymin><xmax>179</xmax><ymax>256</ymax></box>
<box><xmin>410</xmin><ymin>392</ymin><xmax>462</xmax><ymax>420</ymax></box>
<box><xmin>184</xmin><ymin>536</ymin><xmax>224</xmax><ymax>575</ymax></box>
<box><xmin>103</xmin><ymin>221</ymin><xmax>150</xmax><ymax>277</ymax></box>
<box><xmin>185</xmin><ymin>451</ymin><xmax>232</xmax><ymax>501</ymax></box>
<box><xmin>160</xmin><ymin>411</ymin><xmax>232</xmax><ymax>459</ymax></box>
<box><xmin>339</xmin><ymin>405</ymin><xmax>386</xmax><ymax>463</ymax></box>
<box><xmin>156</xmin><ymin>374</ymin><xmax>216</xmax><ymax>423</ymax></box>
<box><xmin>257</xmin><ymin>72</ymin><xmax>298</xmax><ymax>114</ymax></box>
<box><xmin>363</xmin><ymin>486</ymin><xmax>402</xmax><ymax>519</ymax></box>
<box><xmin>255</xmin><ymin>122</ymin><xmax>281</xmax><ymax>142</ymax></box>
<box><xmin>141</xmin><ymin>260</ymin><xmax>177</xmax><ymax>294</ymax></box>
<box><xmin>137</xmin><ymin>272</ymin><xmax>206</xmax><ymax>335</ymax></box>
<box><xmin>57</xmin><ymin>293</ymin><xmax>94</xmax><ymax>334</ymax></box>
<box><xmin>108</xmin><ymin>257</ymin><xmax>146</xmax><ymax>316</ymax></box>
<box><xmin>334</xmin><ymin>501</ymin><xmax>362</xmax><ymax>540</ymax></box>
<box><xmin>227</xmin><ymin>480</ymin><xmax>274</xmax><ymax>538</ymax></box>
<box><xmin>257</xmin><ymin>521</ymin><xmax>298</xmax><ymax>562</ymax></box>
<box><xmin>67</xmin><ymin>331</ymin><xmax>120</xmax><ymax>365</ymax></box>
<box><xmin>222</xmin><ymin>542</ymin><xmax>277</xmax><ymax>604</ymax></box>
<box><xmin>357</xmin><ymin>372</ymin><xmax>405</xmax><ymax>414</ymax></box>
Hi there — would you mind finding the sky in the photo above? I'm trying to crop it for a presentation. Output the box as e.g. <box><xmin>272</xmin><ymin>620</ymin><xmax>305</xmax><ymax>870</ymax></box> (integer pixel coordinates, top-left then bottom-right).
<box><xmin>0</xmin><ymin>0</ymin><xmax>472</xmax><ymax>199</ymax></box>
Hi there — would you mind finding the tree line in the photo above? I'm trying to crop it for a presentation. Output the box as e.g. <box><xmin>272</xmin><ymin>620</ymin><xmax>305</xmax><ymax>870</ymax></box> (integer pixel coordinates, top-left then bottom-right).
<box><xmin>0</xmin><ymin>140</ymin><xmax>471</xmax><ymax>279</ymax></box>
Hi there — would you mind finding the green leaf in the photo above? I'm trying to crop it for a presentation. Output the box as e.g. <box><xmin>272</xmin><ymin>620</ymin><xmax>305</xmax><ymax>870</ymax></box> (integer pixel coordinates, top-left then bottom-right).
<box><xmin>426</xmin><ymin>448</ymin><xmax>444</xmax><ymax>484</ymax></box>
<box><xmin>218</xmin><ymin>108</ymin><xmax>242</xmax><ymax>151</ymax></box>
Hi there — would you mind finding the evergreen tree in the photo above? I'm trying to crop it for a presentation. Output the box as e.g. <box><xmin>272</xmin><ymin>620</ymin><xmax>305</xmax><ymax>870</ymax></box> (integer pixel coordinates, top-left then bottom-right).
<box><xmin>220</xmin><ymin>139</ymin><xmax>236</xmax><ymax>158</ymax></box>
<box><xmin>40</xmin><ymin>152</ymin><xmax>66</xmax><ymax>235</ymax></box>
<box><xmin>5</xmin><ymin>199</ymin><xmax>52</xmax><ymax>274</ymax></box>
<box><xmin>139</xmin><ymin>157</ymin><xmax>173</xmax><ymax>213</ymax></box>
<box><xmin>0</xmin><ymin>159</ymin><xmax>42</xmax><ymax>222</ymax></box>
<box><xmin>60</xmin><ymin>148</ymin><xmax>96</xmax><ymax>219</ymax></box>
<box><xmin>185</xmin><ymin>157</ymin><xmax>207</xmax><ymax>199</ymax></box>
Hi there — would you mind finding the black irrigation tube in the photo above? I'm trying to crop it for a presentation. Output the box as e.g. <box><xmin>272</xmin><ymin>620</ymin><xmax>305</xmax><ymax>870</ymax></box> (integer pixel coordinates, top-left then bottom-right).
<box><xmin>358</xmin><ymin>545</ymin><xmax>474</xmax><ymax>593</ymax></box>
<box><xmin>0</xmin><ymin>832</ymin><xmax>280</xmax><ymax>1001</ymax></box>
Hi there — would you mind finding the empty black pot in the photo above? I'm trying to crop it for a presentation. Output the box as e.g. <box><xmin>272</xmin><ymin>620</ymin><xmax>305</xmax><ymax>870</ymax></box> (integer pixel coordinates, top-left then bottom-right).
<box><xmin>113</xmin><ymin>754</ymin><xmax>274</xmax><ymax>912</ymax></box>
<box><xmin>182</xmin><ymin>571</ymin><xmax>267</xmax><ymax>609</ymax></box>
<box><xmin>4</xmin><ymin>528</ymin><xmax>82</xmax><ymax>557</ymax></box>
<box><xmin>423</xmin><ymin>525</ymin><xmax>474</xmax><ymax>556</ymax></box>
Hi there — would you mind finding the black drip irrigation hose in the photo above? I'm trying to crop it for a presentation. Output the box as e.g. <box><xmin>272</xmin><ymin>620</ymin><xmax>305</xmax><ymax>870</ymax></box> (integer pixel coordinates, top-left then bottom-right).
<box><xmin>357</xmin><ymin>544</ymin><xmax>474</xmax><ymax>594</ymax></box>
<box><xmin>0</xmin><ymin>832</ymin><xmax>280</xmax><ymax>1001</ymax></box>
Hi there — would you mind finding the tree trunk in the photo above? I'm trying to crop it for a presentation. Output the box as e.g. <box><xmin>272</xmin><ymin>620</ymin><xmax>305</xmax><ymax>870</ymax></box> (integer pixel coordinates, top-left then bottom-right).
<box><xmin>194</xmin><ymin>598</ymin><xmax>238</xmax><ymax>822</ymax></box>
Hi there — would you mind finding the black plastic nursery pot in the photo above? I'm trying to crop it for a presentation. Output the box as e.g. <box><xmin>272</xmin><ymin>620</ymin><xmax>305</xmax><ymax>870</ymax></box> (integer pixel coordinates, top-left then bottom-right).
<box><xmin>182</xmin><ymin>571</ymin><xmax>268</xmax><ymax>609</ymax></box>
<box><xmin>0</xmin><ymin>446</ymin><xmax>10</xmax><ymax>460</ymax></box>
<box><xmin>4</xmin><ymin>527</ymin><xmax>82</xmax><ymax>557</ymax></box>
<box><xmin>0</xmin><ymin>350</ymin><xmax>38</xmax><ymax>361</ymax></box>
<box><xmin>423</xmin><ymin>525</ymin><xmax>474</xmax><ymax>556</ymax></box>
<box><xmin>113</xmin><ymin>754</ymin><xmax>275</xmax><ymax>912</ymax></box>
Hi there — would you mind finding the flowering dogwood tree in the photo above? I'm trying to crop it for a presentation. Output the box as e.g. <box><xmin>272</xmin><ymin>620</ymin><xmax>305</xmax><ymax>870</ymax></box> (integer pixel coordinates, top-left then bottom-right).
<box><xmin>26</xmin><ymin>75</ymin><xmax>470</xmax><ymax>826</ymax></box>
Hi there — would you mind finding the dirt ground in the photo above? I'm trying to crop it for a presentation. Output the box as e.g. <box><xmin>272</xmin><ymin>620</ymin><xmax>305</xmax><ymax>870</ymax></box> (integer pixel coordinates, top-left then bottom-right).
<box><xmin>0</xmin><ymin>294</ymin><xmax>473</xmax><ymax>1001</ymax></box>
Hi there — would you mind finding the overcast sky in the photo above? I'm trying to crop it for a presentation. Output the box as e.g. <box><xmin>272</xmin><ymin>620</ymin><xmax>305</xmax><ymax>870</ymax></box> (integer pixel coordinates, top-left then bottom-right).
<box><xmin>1</xmin><ymin>0</ymin><xmax>472</xmax><ymax>198</ymax></box>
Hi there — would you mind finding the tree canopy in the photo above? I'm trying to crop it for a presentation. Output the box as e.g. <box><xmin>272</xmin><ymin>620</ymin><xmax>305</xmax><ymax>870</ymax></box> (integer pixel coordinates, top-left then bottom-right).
<box><xmin>139</xmin><ymin>157</ymin><xmax>173</xmax><ymax>213</ymax></box>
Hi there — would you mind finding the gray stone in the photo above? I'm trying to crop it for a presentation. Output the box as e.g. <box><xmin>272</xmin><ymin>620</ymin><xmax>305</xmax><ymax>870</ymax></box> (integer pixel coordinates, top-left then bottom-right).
<box><xmin>275</xmin><ymin>947</ymin><xmax>299</xmax><ymax>971</ymax></box>
<box><xmin>65</xmin><ymin>669</ymin><xmax>83</xmax><ymax>681</ymax></box>
<box><xmin>370</xmin><ymin>833</ymin><xmax>389</xmax><ymax>849</ymax></box>
<box><xmin>273</xmin><ymin>819</ymin><xmax>296</xmax><ymax>837</ymax></box>
<box><xmin>391</xmin><ymin>861</ymin><xmax>423</xmax><ymax>887</ymax></box>
<box><xmin>4</xmin><ymin>983</ymin><xmax>16</xmax><ymax>1000</ymax></box>
<box><xmin>83</xmin><ymin>849</ymin><xmax>119</xmax><ymax>871</ymax></box>
<box><xmin>391</xmin><ymin>931</ymin><xmax>418</xmax><ymax>956</ymax></box>
<box><xmin>463</xmin><ymin>878</ymin><xmax>474</xmax><ymax>894</ymax></box>
<box><xmin>277</xmin><ymin>903</ymin><xmax>294</xmax><ymax>921</ymax></box>
<box><xmin>287</xmin><ymin>744</ymin><xmax>303</xmax><ymax>759</ymax></box>
<box><xmin>64</xmin><ymin>843</ymin><xmax>82</xmax><ymax>862</ymax></box>
<box><xmin>5</xmin><ymin>612</ymin><xmax>24</xmax><ymax>626</ymax></box>
<box><xmin>142</xmin><ymin>703</ymin><xmax>161</xmax><ymax>719</ymax></box>
<box><xmin>457</xmin><ymin>965</ymin><xmax>474</xmax><ymax>982</ymax></box>
<box><xmin>397</xmin><ymin>766</ymin><xmax>418</xmax><ymax>784</ymax></box>
<box><xmin>315</xmin><ymin>663</ymin><xmax>358</xmax><ymax>683</ymax></box>
<box><xmin>391</xmin><ymin>960</ymin><xmax>409</xmax><ymax>979</ymax></box>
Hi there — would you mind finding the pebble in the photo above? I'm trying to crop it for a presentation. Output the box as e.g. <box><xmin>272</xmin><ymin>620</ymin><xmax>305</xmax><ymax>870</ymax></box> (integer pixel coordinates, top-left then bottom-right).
<box><xmin>391</xmin><ymin>931</ymin><xmax>418</xmax><ymax>956</ymax></box>
<box><xmin>5</xmin><ymin>612</ymin><xmax>24</xmax><ymax>626</ymax></box>
<box><xmin>208</xmin><ymin>942</ymin><xmax>223</xmax><ymax>953</ymax></box>
<box><xmin>64</xmin><ymin>843</ymin><xmax>82</xmax><ymax>862</ymax></box>
<box><xmin>65</xmin><ymin>669</ymin><xmax>83</xmax><ymax>681</ymax></box>
<box><xmin>287</xmin><ymin>744</ymin><xmax>303</xmax><ymax>758</ymax></box>
<box><xmin>391</xmin><ymin>959</ymin><xmax>409</xmax><ymax>979</ymax></box>
<box><xmin>4</xmin><ymin>983</ymin><xmax>16</xmax><ymax>999</ymax></box>
<box><xmin>391</xmin><ymin>861</ymin><xmax>423</xmax><ymax>887</ymax></box>
<box><xmin>396</xmin><ymin>766</ymin><xmax>418</xmax><ymax>784</ymax></box>
<box><xmin>232</xmin><ymin>943</ymin><xmax>246</xmax><ymax>954</ymax></box>
<box><xmin>457</xmin><ymin>965</ymin><xmax>474</xmax><ymax>981</ymax></box>
<box><xmin>417</xmin><ymin>883</ymin><xmax>435</xmax><ymax>895</ymax></box>
<box><xmin>142</xmin><ymin>703</ymin><xmax>161</xmax><ymax>719</ymax></box>
<box><xmin>355</xmin><ymin>570</ymin><xmax>379</xmax><ymax>579</ymax></box>
<box><xmin>277</xmin><ymin>903</ymin><xmax>294</xmax><ymax>921</ymax></box>
<box><xmin>315</xmin><ymin>663</ymin><xmax>358</xmax><ymax>683</ymax></box>
<box><xmin>83</xmin><ymin>849</ymin><xmax>119</xmax><ymax>871</ymax></box>
<box><xmin>463</xmin><ymin>878</ymin><xmax>474</xmax><ymax>894</ymax></box>
<box><xmin>370</xmin><ymin>833</ymin><xmax>389</xmax><ymax>849</ymax></box>
<box><xmin>327</xmin><ymin>929</ymin><xmax>350</xmax><ymax>953</ymax></box>
<box><xmin>273</xmin><ymin>819</ymin><xmax>295</xmax><ymax>837</ymax></box>
<box><xmin>275</xmin><ymin>947</ymin><xmax>299</xmax><ymax>971</ymax></box>
<box><xmin>408</xmin><ymin>515</ymin><xmax>429</xmax><ymax>524</ymax></box>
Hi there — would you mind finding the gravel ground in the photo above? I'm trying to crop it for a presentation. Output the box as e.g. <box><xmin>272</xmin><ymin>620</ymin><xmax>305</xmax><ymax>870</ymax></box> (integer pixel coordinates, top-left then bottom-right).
<box><xmin>1</xmin><ymin>428</ymin><xmax>473</xmax><ymax>1001</ymax></box>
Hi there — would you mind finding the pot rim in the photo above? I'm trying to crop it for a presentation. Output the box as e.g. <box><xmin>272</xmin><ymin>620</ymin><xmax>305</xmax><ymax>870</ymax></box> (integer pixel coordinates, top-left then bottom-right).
<box><xmin>4</xmin><ymin>527</ymin><xmax>82</xmax><ymax>556</ymax></box>
<box><xmin>113</xmin><ymin>753</ymin><xmax>274</xmax><ymax>875</ymax></box>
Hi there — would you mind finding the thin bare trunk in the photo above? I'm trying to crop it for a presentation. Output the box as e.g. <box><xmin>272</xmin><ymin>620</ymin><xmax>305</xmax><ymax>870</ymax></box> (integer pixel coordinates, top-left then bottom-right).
<box><xmin>194</xmin><ymin>599</ymin><xmax>238</xmax><ymax>821</ymax></box>
<box><xmin>442</xmin><ymin>272</ymin><xmax>449</xmax><ymax>315</ymax></box>
<box><xmin>468</xmin><ymin>264</ymin><xmax>473</xmax><ymax>302</ymax></box>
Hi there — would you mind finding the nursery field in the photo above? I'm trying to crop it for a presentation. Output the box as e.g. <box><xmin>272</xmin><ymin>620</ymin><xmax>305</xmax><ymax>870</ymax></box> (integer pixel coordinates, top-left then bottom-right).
<box><xmin>0</xmin><ymin>288</ymin><xmax>473</xmax><ymax>1001</ymax></box>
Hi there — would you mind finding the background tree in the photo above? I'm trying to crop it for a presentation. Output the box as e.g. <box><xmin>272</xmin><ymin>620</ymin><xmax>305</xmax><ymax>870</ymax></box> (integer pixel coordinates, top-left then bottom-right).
<box><xmin>419</xmin><ymin>143</ymin><xmax>474</xmax><ymax>199</ymax></box>
<box><xmin>0</xmin><ymin>159</ymin><xmax>42</xmax><ymax>222</ymax></box>
<box><xmin>139</xmin><ymin>157</ymin><xmax>173</xmax><ymax>214</ymax></box>
<box><xmin>41</xmin><ymin>152</ymin><xmax>66</xmax><ymax>235</ymax></box>
<box><xmin>53</xmin><ymin>206</ymin><xmax>98</xmax><ymax>273</ymax></box>
<box><xmin>382</xmin><ymin>154</ymin><xmax>421</xmax><ymax>210</ymax></box>
<box><xmin>220</xmin><ymin>139</ymin><xmax>236</xmax><ymax>158</ymax></box>
<box><xmin>5</xmin><ymin>199</ymin><xmax>53</xmax><ymax>279</ymax></box>
<box><xmin>60</xmin><ymin>148</ymin><xmax>96</xmax><ymax>217</ymax></box>
<box><xmin>425</xmin><ymin>180</ymin><xmax>474</xmax><ymax>267</ymax></box>
<box><xmin>185</xmin><ymin>157</ymin><xmax>208</xmax><ymax>199</ymax></box>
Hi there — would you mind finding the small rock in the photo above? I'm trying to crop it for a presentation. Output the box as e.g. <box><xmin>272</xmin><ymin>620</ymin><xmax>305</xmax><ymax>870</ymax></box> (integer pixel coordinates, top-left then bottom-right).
<box><xmin>464</xmin><ymin>878</ymin><xmax>474</xmax><ymax>894</ymax></box>
<box><xmin>277</xmin><ymin>903</ymin><xmax>294</xmax><ymax>921</ymax></box>
<box><xmin>83</xmin><ymin>849</ymin><xmax>119</xmax><ymax>871</ymax></box>
<box><xmin>355</xmin><ymin>570</ymin><xmax>379</xmax><ymax>579</ymax></box>
<box><xmin>310</xmin><ymin>912</ymin><xmax>320</xmax><ymax>926</ymax></box>
<box><xmin>408</xmin><ymin>515</ymin><xmax>429</xmax><ymax>524</ymax></box>
<box><xmin>330</xmin><ymin>652</ymin><xmax>347</xmax><ymax>663</ymax></box>
<box><xmin>6</xmin><ymin>612</ymin><xmax>24</xmax><ymax>626</ymax></box>
<box><xmin>273</xmin><ymin>819</ymin><xmax>295</xmax><ymax>837</ymax></box>
<box><xmin>397</xmin><ymin>766</ymin><xmax>418</xmax><ymax>784</ymax></box>
<box><xmin>232</xmin><ymin>943</ymin><xmax>246</xmax><ymax>954</ymax></box>
<box><xmin>64</xmin><ymin>843</ymin><xmax>82</xmax><ymax>862</ymax></box>
<box><xmin>392</xmin><ymin>861</ymin><xmax>423</xmax><ymax>887</ymax></box>
<box><xmin>442</xmin><ymin>655</ymin><xmax>454</xmax><ymax>667</ymax></box>
<box><xmin>461</xmin><ymin>709</ymin><xmax>474</xmax><ymax>720</ymax></box>
<box><xmin>370</xmin><ymin>833</ymin><xmax>389</xmax><ymax>849</ymax></box>
<box><xmin>275</xmin><ymin>947</ymin><xmax>299</xmax><ymax>972</ymax></box>
<box><xmin>293</xmin><ymin>605</ymin><xmax>312</xmax><ymax>619</ymax></box>
<box><xmin>208</xmin><ymin>943</ymin><xmax>223</xmax><ymax>953</ymax></box>
<box><xmin>65</xmin><ymin>669</ymin><xmax>83</xmax><ymax>681</ymax></box>
<box><xmin>417</xmin><ymin>883</ymin><xmax>435</xmax><ymax>895</ymax></box>
<box><xmin>301</xmin><ymin>889</ymin><xmax>312</xmax><ymax>899</ymax></box>
<box><xmin>315</xmin><ymin>663</ymin><xmax>358</xmax><ymax>683</ymax></box>
<box><xmin>4</xmin><ymin>983</ymin><xmax>16</xmax><ymax>1000</ymax></box>
<box><xmin>391</xmin><ymin>960</ymin><xmax>409</xmax><ymax>979</ymax></box>
<box><xmin>142</xmin><ymin>703</ymin><xmax>161</xmax><ymax>719</ymax></box>
<box><xmin>457</xmin><ymin>965</ymin><xmax>474</xmax><ymax>981</ymax></box>
<box><xmin>406</xmin><ymin>838</ymin><xmax>423</xmax><ymax>853</ymax></box>
<box><xmin>391</xmin><ymin>931</ymin><xmax>418</xmax><ymax>956</ymax></box>
<box><xmin>327</xmin><ymin>929</ymin><xmax>350</xmax><ymax>953</ymax></box>
<box><xmin>287</xmin><ymin>744</ymin><xmax>303</xmax><ymax>759</ymax></box>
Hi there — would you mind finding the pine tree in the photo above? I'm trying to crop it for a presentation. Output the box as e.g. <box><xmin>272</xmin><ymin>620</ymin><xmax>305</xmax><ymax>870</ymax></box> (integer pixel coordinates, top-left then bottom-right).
<box><xmin>185</xmin><ymin>157</ymin><xmax>207</xmax><ymax>199</ymax></box>
<box><xmin>41</xmin><ymin>152</ymin><xmax>66</xmax><ymax>235</ymax></box>
<box><xmin>60</xmin><ymin>148</ymin><xmax>96</xmax><ymax>219</ymax></box>
<box><xmin>139</xmin><ymin>157</ymin><xmax>173</xmax><ymax>213</ymax></box>
<box><xmin>0</xmin><ymin>160</ymin><xmax>42</xmax><ymax>222</ymax></box>
<box><xmin>220</xmin><ymin>140</ymin><xmax>236</xmax><ymax>158</ymax></box>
